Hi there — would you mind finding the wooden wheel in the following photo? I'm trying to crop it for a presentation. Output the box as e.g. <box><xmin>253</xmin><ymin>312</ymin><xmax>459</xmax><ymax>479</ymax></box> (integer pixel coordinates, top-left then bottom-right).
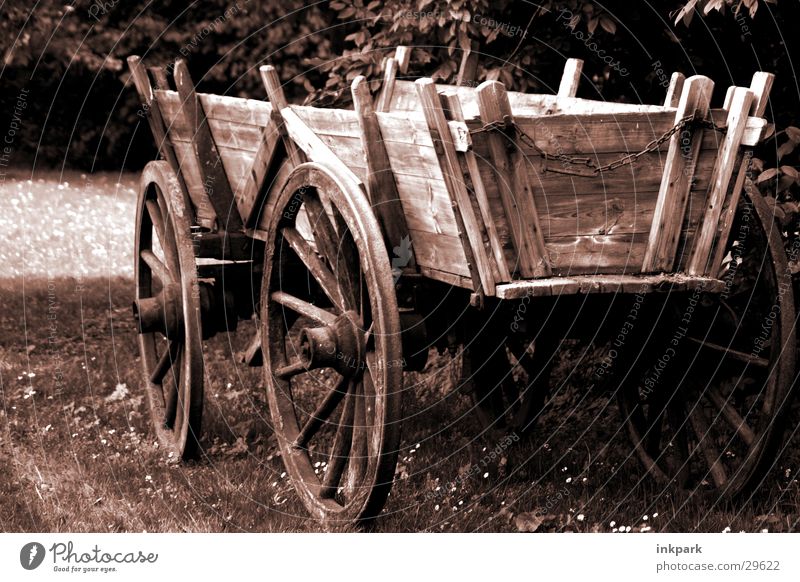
<box><xmin>618</xmin><ymin>189</ymin><xmax>796</xmax><ymax>498</ymax></box>
<box><xmin>133</xmin><ymin>161</ymin><xmax>204</xmax><ymax>459</ymax></box>
<box><xmin>260</xmin><ymin>162</ymin><xmax>403</xmax><ymax>524</ymax></box>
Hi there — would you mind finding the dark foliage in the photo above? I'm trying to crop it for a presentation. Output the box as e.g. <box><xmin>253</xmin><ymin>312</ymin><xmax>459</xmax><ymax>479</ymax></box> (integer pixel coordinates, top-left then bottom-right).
<box><xmin>0</xmin><ymin>0</ymin><xmax>796</xmax><ymax>181</ymax></box>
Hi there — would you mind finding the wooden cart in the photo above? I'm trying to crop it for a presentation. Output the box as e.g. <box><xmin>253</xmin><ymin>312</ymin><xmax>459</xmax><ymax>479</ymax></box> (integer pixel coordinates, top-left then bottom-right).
<box><xmin>128</xmin><ymin>48</ymin><xmax>795</xmax><ymax>524</ymax></box>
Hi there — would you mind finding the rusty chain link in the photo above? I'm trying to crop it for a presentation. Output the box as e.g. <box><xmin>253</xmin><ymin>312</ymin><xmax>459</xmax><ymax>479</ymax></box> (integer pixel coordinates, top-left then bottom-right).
<box><xmin>470</xmin><ymin>113</ymin><xmax>727</xmax><ymax>176</ymax></box>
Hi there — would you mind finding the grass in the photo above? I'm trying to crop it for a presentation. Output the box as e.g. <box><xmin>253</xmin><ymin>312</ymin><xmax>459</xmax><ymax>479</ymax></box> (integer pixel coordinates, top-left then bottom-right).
<box><xmin>1</xmin><ymin>276</ymin><xmax>799</xmax><ymax>533</ymax></box>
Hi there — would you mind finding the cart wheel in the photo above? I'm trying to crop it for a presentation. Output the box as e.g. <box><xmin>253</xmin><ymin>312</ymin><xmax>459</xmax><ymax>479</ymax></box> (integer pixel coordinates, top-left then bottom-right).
<box><xmin>260</xmin><ymin>162</ymin><xmax>403</xmax><ymax>524</ymax></box>
<box><xmin>618</xmin><ymin>189</ymin><xmax>796</xmax><ymax>498</ymax></box>
<box><xmin>133</xmin><ymin>161</ymin><xmax>204</xmax><ymax>459</ymax></box>
<box><xmin>464</xmin><ymin>330</ymin><xmax>556</xmax><ymax>435</ymax></box>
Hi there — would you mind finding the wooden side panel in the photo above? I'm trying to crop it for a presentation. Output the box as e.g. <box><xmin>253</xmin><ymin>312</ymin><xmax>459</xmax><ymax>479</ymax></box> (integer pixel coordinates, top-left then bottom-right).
<box><xmin>290</xmin><ymin>102</ymin><xmax>468</xmax><ymax>281</ymax></box>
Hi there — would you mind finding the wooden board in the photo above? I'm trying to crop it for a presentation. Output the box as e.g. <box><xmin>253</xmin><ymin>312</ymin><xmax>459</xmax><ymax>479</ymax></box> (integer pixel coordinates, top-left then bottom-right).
<box><xmin>495</xmin><ymin>272</ymin><xmax>725</xmax><ymax>299</ymax></box>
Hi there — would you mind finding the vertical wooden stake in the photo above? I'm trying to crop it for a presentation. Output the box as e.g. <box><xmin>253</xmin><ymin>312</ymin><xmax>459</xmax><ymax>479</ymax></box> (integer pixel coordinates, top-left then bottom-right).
<box><xmin>557</xmin><ymin>58</ymin><xmax>583</xmax><ymax>99</ymax></box>
<box><xmin>394</xmin><ymin>46</ymin><xmax>411</xmax><ymax>75</ymax></box>
<box><xmin>641</xmin><ymin>75</ymin><xmax>714</xmax><ymax>273</ymax></box>
<box><xmin>664</xmin><ymin>72</ymin><xmax>685</xmax><ymax>107</ymax></box>
<box><xmin>173</xmin><ymin>59</ymin><xmax>243</xmax><ymax>232</ymax></box>
<box><xmin>259</xmin><ymin>65</ymin><xmax>305</xmax><ymax>166</ymax></box>
<box><xmin>376</xmin><ymin>57</ymin><xmax>398</xmax><ymax>113</ymax></box>
<box><xmin>351</xmin><ymin>76</ymin><xmax>414</xmax><ymax>267</ymax></box>
<box><xmin>443</xmin><ymin>92</ymin><xmax>512</xmax><ymax>283</ymax></box>
<box><xmin>127</xmin><ymin>56</ymin><xmax>196</xmax><ymax>225</ymax></box>
<box><xmin>416</xmin><ymin>78</ymin><xmax>495</xmax><ymax>293</ymax></box>
<box><xmin>476</xmin><ymin>80</ymin><xmax>550</xmax><ymax>278</ymax></box>
<box><xmin>688</xmin><ymin>87</ymin><xmax>755</xmax><ymax>276</ymax></box>
<box><xmin>749</xmin><ymin>71</ymin><xmax>775</xmax><ymax>117</ymax></box>
<box><xmin>456</xmin><ymin>41</ymin><xmax>480</xmax><ymax>87</ymax></box>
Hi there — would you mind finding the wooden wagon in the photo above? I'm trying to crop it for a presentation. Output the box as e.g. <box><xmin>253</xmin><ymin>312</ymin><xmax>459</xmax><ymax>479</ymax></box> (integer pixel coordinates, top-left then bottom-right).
<box><xmin>127</xmin><ymin>47</ymin><xmax>796</xmax><ymax>524</ymax></box>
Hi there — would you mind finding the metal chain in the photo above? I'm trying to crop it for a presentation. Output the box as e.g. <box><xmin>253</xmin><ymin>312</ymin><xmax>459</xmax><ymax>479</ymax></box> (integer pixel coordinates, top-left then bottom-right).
<box><xmin>470</xmin><ymin>114</ymin><xmax>727</xmax><ymax>176</ymax></box>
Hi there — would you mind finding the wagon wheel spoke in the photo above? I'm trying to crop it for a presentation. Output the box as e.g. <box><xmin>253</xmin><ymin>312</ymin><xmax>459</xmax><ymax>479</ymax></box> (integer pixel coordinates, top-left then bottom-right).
<box><xmin>345</xmin><ymin>374</ymin><xmax>369</xmax><ymax>497</ymax></box>
<box><xmin>140</xmin><ymin>249</ymin><xmax>174</xmax><ymax>286</ymax></box>
<box><xmin>294</xmin><ymin>376</ymin><xmax>348</xmax><ymax>449</ymax></box>
<box><xmin>687</xmin><ymin>406</ymin><xmax>728</xmax><ymax>489</ymax></box>
<box><xmin>685</xmin><ymin>336</ymin><xmax>769</xmax><ymax>368</ymax></box>
<box><xmin>320</xmin><ymin>380</ymin><xmax>356</xmax><ymax>499</ymax></box>
<box><xmin>163</xmin><ymin>350</ymin><xmax>182</xmax><ymax>429</ymax></box>
<box><xmin>704</xmin><ymin>387</ymin><xmax>756</xmax><ymax>447</ymax></box>
<box><xmin>150</xmin><ymin>340</ymin><xmax>181</xmax><ymax>384</ymax></box>
<box><xmin>153</xmin><ymin>193</ymin><xmax>180</xmax><ymax>275</ymax></box>
<box><xmin>281</xmin><ymin>226</ymin><xmax>342</xmax><ymax>311</ymax></box>
<box><xmin>274</xmin><ymin>358</ymin><xmax>312</xmax><ymax>379</ymax></box>
<box><xmin>332</xmin><ymin>210</ymin><xmax>363</xmax><ymax>313</ymax></box>
<box><xmin>145</xmin><ymin>199</ymin><xmax>170</xmax><ymax>256</ymax></box>
<box><xmin>270</xmin><ymin>290</ymin><xmax>337</xmax><ymax>326</ymax></box>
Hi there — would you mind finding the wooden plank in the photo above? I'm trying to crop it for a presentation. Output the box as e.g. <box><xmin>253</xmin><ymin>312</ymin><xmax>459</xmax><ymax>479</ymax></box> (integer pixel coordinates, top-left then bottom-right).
<box><xmin>557</xmin><ymin>58</ymin><xmax>583</xmax><ymax>98</ymax></box>
<box><xmin>723</xmin><ymin>86</ymin><xmax>736</xmax><ymax>110</ymax></box>
<box><xmin>710</xmin><ymin>154</ymin><xmax>750</xmax><ymax>273</ymax></box>
<box><xmin>444</xmin><ymin>92</ymin><xmax>511</xmax><ymax>283</ymax></box>
<box><xmin>664</xmin><ymin>72</ymin><xmax>685</xmax><ymax>107</ymax></box>
<box><xmin>416</xmin><ymin>78</ymin><xmax>492</xmax><ymax>293</ymax></box>
<box><xmin>476</xmin><ymin>80</ymin><xmax>550</xmax><ymax>278</ymax></box>
<box><xmin>394</xmin><ymin>46</ymin><xmax>411</xmax><ymax>75</ymax></box>
<box><xmin>687</xmin><ymin>87</ymin><xmax>755</xmax><ymax>276</ymax></box>
<box><xmin>173</xmin><ymin>59</ymin><xmax>243</xmax><ymax>232</ymax></box>
<box><xmin>259</xmin><ymin>65</ymin><xmax>305</xmax><ymax>166</ymax></box>
<box><xmin>457</xmin><ymin>41</ymin><xmax>480</xmax><ymax>87</ymax></box>
<box><xmin>376</xmin><ymin>57</ymin><xmax>398</xmax><ymax>113</ymax></box>
<box><xmin>409</xmin><ymin>229</ymin><xmax>469</xmax><ymax>277</ymax></box>
<box><xmin>749</xmin><ymin>71</ymin><xmax>775</xmax><ymax>117</ymax></box>
<box><xmin>495</xmin><ymin>273</ymin><xmax>724</xmax><ymax>299</ymax></box>
<box><xmin>478</xmin><ymin>148</ymin><xmax>717</xmax><ymax>199</ymax></box>
<box><xmin>351</xmin><ymin>75</ymin><xmax>414</xmax><ymax>265</ymax></box>
<box><xmin>148</xmin><ymin>66</ymin><xmax>170</xmax><ymax>90</ymax></box>
<box><xmin>538</xmin><ymin>191</ymin><xmax>706</xmax><ymax>239</ymax></box>
<box><xmin>641</xmin><ymin>75</ymin><xmax>714</xmax><ymax>272</ymax></box>
<box><xmin>389</xmin><ymin>80</ymin><xmax>671</xmax><ymax>116</ymax></box>
<box><xmin>229</xmin><ymin>119</ymin><xmax>283</xmax><ymax>226</ymax></box>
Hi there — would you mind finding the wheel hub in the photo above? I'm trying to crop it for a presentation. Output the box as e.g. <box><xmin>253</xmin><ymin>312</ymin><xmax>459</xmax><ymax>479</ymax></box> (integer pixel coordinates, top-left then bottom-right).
<box><xmin>133</xmin><ymin>283</ymin><xmax>182</xmax><ymax>339</ymax></box>
<box><xmin>300</xmin><ymin>311</ymin><xmax>365</xmax><ymax>375</ymax></box>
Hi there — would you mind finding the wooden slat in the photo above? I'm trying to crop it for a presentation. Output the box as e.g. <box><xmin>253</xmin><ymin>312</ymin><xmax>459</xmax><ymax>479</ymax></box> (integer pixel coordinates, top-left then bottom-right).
<box><xmin>352</xmin><ymin>75</ymin><xmax>414</xmax><ymax>266</ymax></box>
<box><xmin>409</xmin><ymin>229</ymin><xmax>469</xmax><ymax>278</ymax></box>
<box><xmin>394</xmin><ymin>46</ymin><xmax>411</xmax><ymax>75</ymax></box>
<box><xmin>710</xmin><ymin>155</ymin><xmax>750</xmax><ymax>273</ymax></box>
<box><xmin>148</xmin><ymin>66</ymin><xmax>170</xmax><ymax>90</ymax></box>
<box><xmin>557</xmin><ymin>58</ymin><xmax>583</xmax><ymax>99</ymax></box>
<box><xmin>687</xmin><ymin>87</ymin><xmax>755</xmax><ymax>276</ymax></box>
<box><xmin>445</xmin><ymin>92</ymin><xmax>511</xmax><ymax>283</ymax></box>
<box><xmin>476</xmin><ymin>80</ymin><xmax>550</xmax><ymax>278</ymax></box>
<box><xmin>416</xmin><ymin>78</ymin><xmax>492</xmax><ymax>292</ymax></box>
<box><xmin>376</xmin><ymin>57</ymin><xmax>398</xmax><ymax>113</ymax></box>
<box><xmin>641</xmin><ymin>75</ymin><xmax>714</xmax><ymax>272</ymax></box>
<box><xmin>456</xmin><ymin>41</ymin><xmax>480</xmax><ymax>87</ymax></box>
<box><xmin>230</xmin><ymin>118</ymin><xmax>283</xmax><ymax>226</ymax></box>
<box><xmin>173</xmin><ymin>59</ymin><xmax>243</xmax><ymax>232</ymax></box>
<box><xmin>749</xmin><ymin>71</ymin><xmax>775</xmax><ymax>117</ymax></box>
<box><xmin>127</xmin><ymin>56</ymin><xmax>200</xmax><ymax>226</ymax></box>
<box><xmin>664</xmin><ymin>72</ymin><xmax>685</xmax><ymax>107</ymax></box>
<box><xmin>260</xmin><ymin>65</ymin><xmax>305</xmax><ymax>166</ymax></box>
<box><xmin>495</xmin><ymin>273</ymin><xmax>724</xmax><ymax>299</ymax></box>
